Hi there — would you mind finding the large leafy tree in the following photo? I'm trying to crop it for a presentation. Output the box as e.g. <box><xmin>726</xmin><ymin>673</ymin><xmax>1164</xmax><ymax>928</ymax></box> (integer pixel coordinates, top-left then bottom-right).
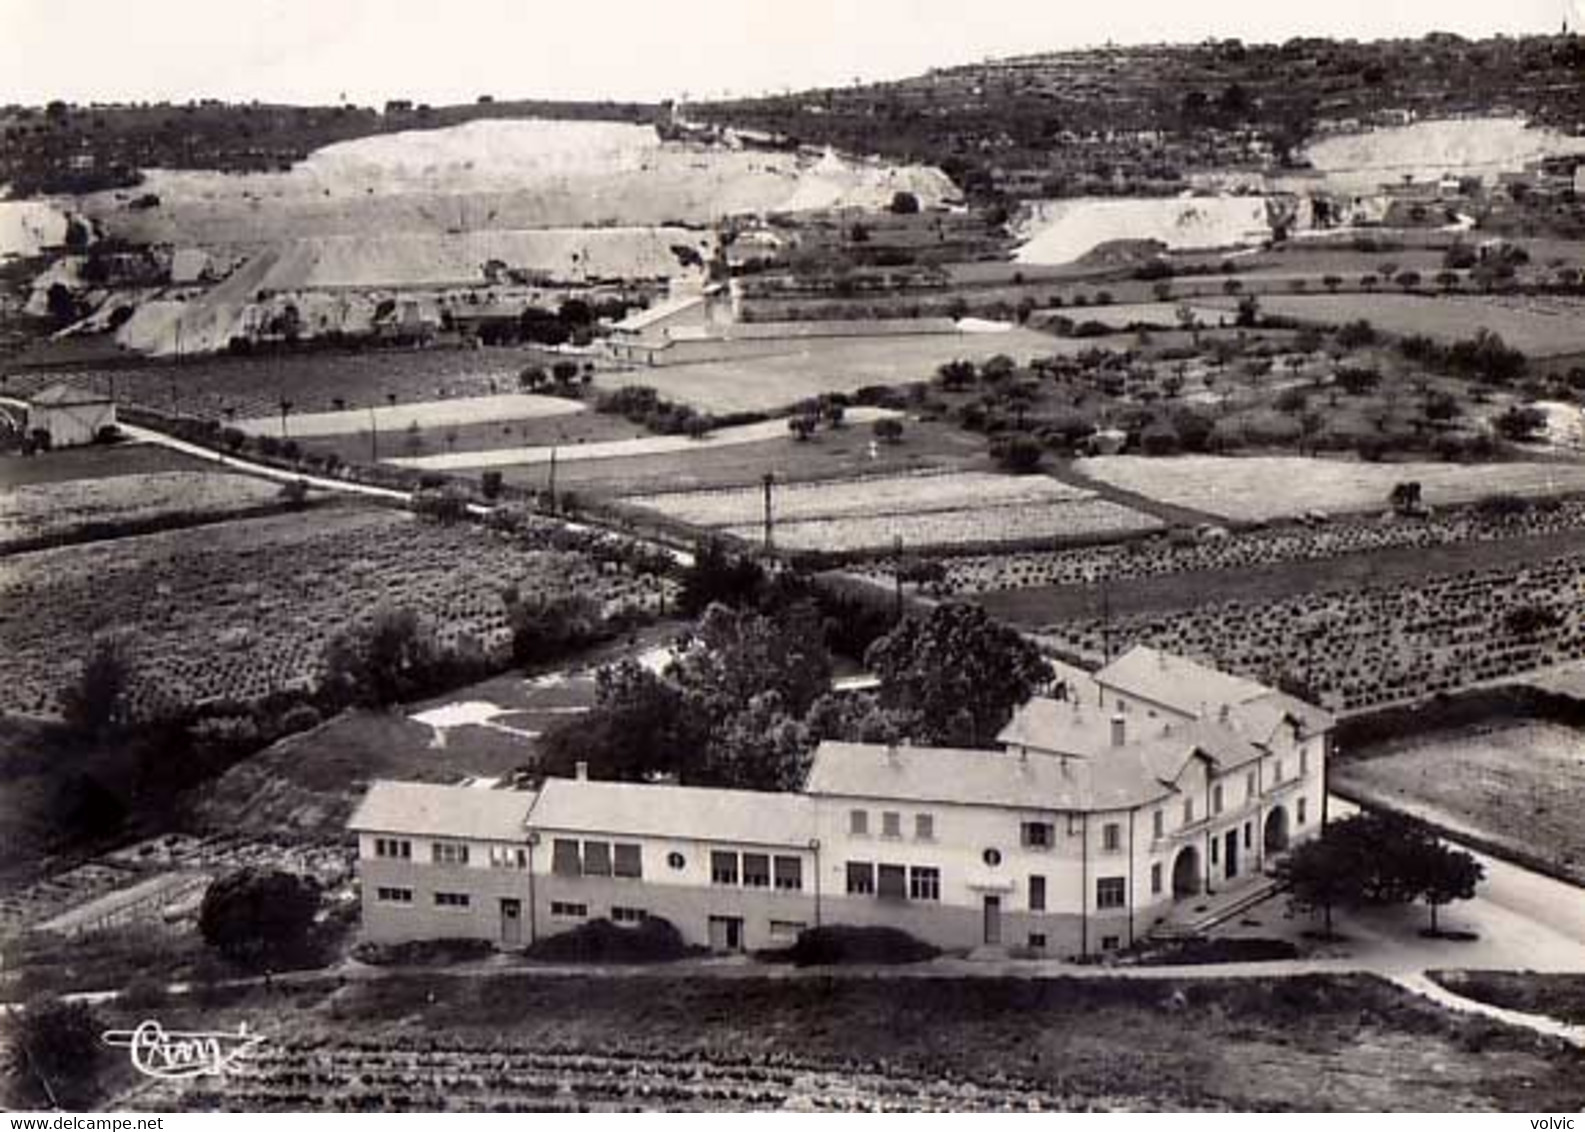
<box><xmin>320</xmin><ymin>605</ymin><xmax>439</xmax><ymax>707</ymax></box>
<box><xmin>59</xmin><ymin>635</ymin><xmax>138</xmax><ymax>739</ymax></box>
<box><xmin>540</xmin><ymin>659</ymin><xmax>707</xmax><ymax>782</ymax></box>
<box><xmin>669</xmin><ymin>601</ymin><xmax>832</xmax><ymax>725</ymax></box>
<box><xmin>865</xmin><ymin>603</ymin><xmax>1053</xmax><ymax>747</ymax></box>
<box><xmin>4</xmin><ymin>997</ymin><xmax>105</xmax><ymax>1109</ymax></box>
<box><xmin>199</xmin><ymin>867</ymin><xmax>322</xmax><ymax>966</ymax></box>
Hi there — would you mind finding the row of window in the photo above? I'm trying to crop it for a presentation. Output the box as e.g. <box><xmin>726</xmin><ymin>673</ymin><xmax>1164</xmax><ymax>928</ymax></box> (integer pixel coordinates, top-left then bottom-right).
<box><xmin>850</xmin><ymin>810</ymin><xmax>934</xmax><ymax>841</ymax></box>
<box><xmin>552</xmin><ymin>838</ymin><xmax>643</xmax><ymax>879</ymax></box>
<box><xmin>375</xmin><ymin>887</ymin><xmax>472</xmax><ymax>909</ymax></box>
<box><xmin>710</xmin><ymin>851</ymin><xmax>803</xmax><ymax>891</ymax></box>
<box><xmin>845</xmin><ymin>862</ymin><xmax>940</xmax><ymax>901</ymax></box>
<box><xmin>550</xmin><ymin>901</ymin><xmax>649</xmax><ymax>923</ymax></box>
<box><xmin>372</xmin><ymin>837</ymin><xmax>527</xmax><ymax>869</ymax></box>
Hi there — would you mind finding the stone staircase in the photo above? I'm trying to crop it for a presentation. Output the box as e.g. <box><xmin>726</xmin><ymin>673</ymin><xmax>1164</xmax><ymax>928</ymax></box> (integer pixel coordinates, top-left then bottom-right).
<box><xmin>1148</xmin><ymin>876</ymin><xmax>1282</xmax><ymax>942</ymax></box>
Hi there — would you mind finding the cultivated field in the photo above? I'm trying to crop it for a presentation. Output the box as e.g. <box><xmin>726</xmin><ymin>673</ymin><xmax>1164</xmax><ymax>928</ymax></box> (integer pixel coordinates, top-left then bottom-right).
<box><xmin>1035</xmin><ymin>550</ymin><xmax>1585</xmax><ymax>713</ymax></box>
<box><xmin>1205</xmin><ymin>293</ymin><xmax>1585</xmax><ymax>357</ymax></box>
<box><xmin>1334</xmin><ymin>720</ymin><xmax>1585</xmax><ymax>884</ymax></box>
<box><xmin>387</xmin><ymin>409</ymin><xmax>903</xmax><ymax>471</ymax></box>
<box><xmin>855</xmin><ymin>497</ymin><xmax>1585</xmax><ymax>596</ymax></box>
<box><xmin>115</xmin><ymin>973</ymin><xmax>1585</xmax><ymax>1112</ymax></box>
<box><xmin>0</xmin><ymin>470</ymin><xmax>284</xmax><ymax>550</ymax></box>
<box><xmin>4</xmin><ymin>346</ymin><xmax>564</xmax><ymax>424</ymax></box>
<box><xmin>0</xmin><ymin>504</ymin><xmax>671</xmax><ymax>717</ymax></box>
<box><xmin>624</xmin><ymin>470</ymin><xmax>1162</xmax><ymax>553</ymax></box>
<box><xmin>236</xmin><ymin>392</ymin><xmax>585</xmax><ymax>439</ymax></box>
<box><xmin>591</xmin><ymin>328</ymin><xmax>1057</xmax><ymax>415</ymax></box>
<box><xmin>1075</xmin><ymin>455</ymin><xmax>1585</xmax><ymax>523</ymax></box>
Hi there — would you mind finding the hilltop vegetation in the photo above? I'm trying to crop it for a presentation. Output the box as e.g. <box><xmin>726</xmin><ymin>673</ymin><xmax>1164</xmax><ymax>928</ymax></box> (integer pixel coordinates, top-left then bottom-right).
<box><xmin>695</xmin><ymin>33</ymin><xmax>1585</xmax><ymax>198</ymax></box>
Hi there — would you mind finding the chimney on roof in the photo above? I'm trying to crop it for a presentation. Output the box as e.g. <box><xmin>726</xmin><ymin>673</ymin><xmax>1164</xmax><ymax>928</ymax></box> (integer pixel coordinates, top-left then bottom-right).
<box><xmin>1110</xmin><ymin>714</ymin><xmax>1126</xmax><ymax>748</ymax></box>
<box><xmin>574</xmin><ymin>760</ymin><xmax>588</xmax><ymax>781</ymax></box>
<box><xmin>1218</xmin><ymin>703</ymin><xmax>1231</xmax><ymax>723</ymax></box>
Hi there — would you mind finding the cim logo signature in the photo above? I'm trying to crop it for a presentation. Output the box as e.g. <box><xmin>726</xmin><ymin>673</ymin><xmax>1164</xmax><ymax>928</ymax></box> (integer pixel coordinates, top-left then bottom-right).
<box><xmin>102</xmin><ymin>1020</ymin><xmax>265</xmax><ymax>1080</ymax></box>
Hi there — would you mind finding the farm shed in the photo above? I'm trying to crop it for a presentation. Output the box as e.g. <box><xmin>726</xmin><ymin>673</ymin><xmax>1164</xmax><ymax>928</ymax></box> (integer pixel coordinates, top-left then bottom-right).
<box><xmin>27</xmin><ymin>382</ymin><xmax>116</xmax><ymax>448</ymax></box>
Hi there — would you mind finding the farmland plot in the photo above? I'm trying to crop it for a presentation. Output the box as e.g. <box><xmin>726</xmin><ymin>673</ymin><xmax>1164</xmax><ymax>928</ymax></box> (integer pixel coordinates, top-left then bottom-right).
<box><xmin>1039</xmin><ymin>552</ymin><xmax>1585</xmax><ymax>714</ymax></box>
<box><xmin>236</xmin><ymin>392</ymin><xmax>585</xmax><ymax>439</ymax></box>
<box><xmin>1202</xmin><ymin>293</ymin><xmax>1585</xmax><ymax>357</ymax></box>
<box><xmin>1076</xmin><ymin>455</ymin><xmax>1585</xmax><ymax>523</ymax></box>
<box><xmin>0</xmin><ymin>471</ymin><xmax>283</xmax><ymax>551</ymax></box>
<box><xmin>0</xmin><ymin>505</ymin><xmax>673</xmax><ymax>718</ymax></box>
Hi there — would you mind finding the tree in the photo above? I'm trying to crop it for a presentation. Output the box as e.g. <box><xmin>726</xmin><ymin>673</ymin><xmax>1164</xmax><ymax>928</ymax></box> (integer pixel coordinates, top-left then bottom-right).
<box><xmin>990</xmin><ymin>431</ymin><xmax>1043</xmax><ymax>473</ymax></box>
<box><xmin>59</xmin><ymin>636</ymin><xmax>137</xmax><ymax>738</ymax></box>
<box><xmin>506</xmin><ymin>591</ymin><xmax>604</xmax><ymax>667</ymax></box>
<box><xmin>866</xmin><ymin>603</ymin><xmax>1053</xmax><ymax>747</ymax></box>
<box><xmin>669</xmin><ymin>602</ymin><xmax>833</xmax><ymax>726</ymax></box>
<box><xmin>518</xmin><ymin>365</ymin><xmax>549</xmax><ymax>392</ymax></box>
<box><xmin>936</xmin><ymin>359</ymin><xmax>977</xmax><ymax>390</ymax></box>
<box><xmin>788</xmin><ymin>413</ymin><xmax>818</xmax><ymax>441</ymax></box>
<box><xmin>1410</xmin><ymin>840</ymin><xmax>1484</xmax><ymax>934</ymax></box>
<box><xmin>1395</xmin><ymin>269</ymin><xmax>1422</xmax><ymax>293</ymax></box>
<box><xmin>1388</xmin><ymin>480</ymin><xmax>1423</xmax><ymax>516</ymax></box>
<box><xmin>1322</xmin><ymin>274</ymin><xmax>1343</xmax><ymax>293</ymax></box>
<box><xmin>4</xmin><ymin>997</ymin><xmax>105</xmax><ymax>1109</ymax></box>
<box><xmin>1493</xmin><ymin>404</ymin><xmax>1547</xmax><ymax>442</ymax></box>
<box><xmin>703</xmin><ymin>690</ymin><xmax>815</xmax><ymax>791</ymax></box>
<box><xmin>677</xmin><ymin>538</ymin><xmax>765</xmax><ymax>616</ymax></box>
<box><xmin>199</xmin><ymin>867</ymin><xmax>321</xmax><ymax>965</ymax></box>
<box><xmin>320</xmin><ymin>605</ymin><xmax>439</xmax><ymax>706</ymax></box>
<box><xmin>1274</xmin><ymin>831</ymin><xmax>1360</xmax><ymax>937</ymax></box>
<box><xmin>889</xmin><ymin>190</ymin><xmax>920</xmax><ymax>215</ymax></box>
<box><xmin>871</xmin><ymin>417</ymin><xmax>905</xmax><ymax>445</ymax></box>
<box><xmin>540</xmin><ymin>659</ymin><xmax>706</xmax><ymax>782</ymax></box>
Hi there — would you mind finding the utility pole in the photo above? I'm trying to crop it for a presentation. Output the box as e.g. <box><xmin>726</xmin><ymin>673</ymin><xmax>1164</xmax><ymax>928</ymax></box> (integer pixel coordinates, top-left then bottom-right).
<box><xmin>1101</xmin><ymin>577</ymin><xmax>1113</xmax><ymax>665</ymax></box>
<box><xmin>893</xmin><ymin>534</ymin><xmax>904</xmax><ymax>620</ymax></box>
<box><xmin>762</xmin><ymin>471</ymin><xmax>775</xmax><ymax>550</ymax></box>
<box><xmin>548</xmin><ymin>446</ymin><xmax>559</xmax><ymax>512</ymax></box>
<box><xmin>369</xmin><ymin>404</ymin><xmax>379</xmax><ymax>462</ymax></box>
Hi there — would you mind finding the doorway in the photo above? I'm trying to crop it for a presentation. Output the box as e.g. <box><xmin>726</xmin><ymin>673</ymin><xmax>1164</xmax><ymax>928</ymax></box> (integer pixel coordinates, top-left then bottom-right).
<box><xmin>1224</xmin><ymin>828</ymin><xmax>1239</xmax><ymax>880</ymax></box>
<box><xmin>1171</xmin><ymin>845</ymin><xmax>1201</xmax><ymax>899</ymax></box>
<box><xmin>1264</xmin><ymin>806</ymin><xmax>1291</xmax><ymax>854</ymax></box>
<box><xmin>499</xmin><ymin>898</ymin><xmax>522</xmax><ymax>946</ymax></box>
<box><xmin>708</xmin><ymin>915</ymin><xmax>744</xmax><ymax>951</ymax></box>
<box><xmin>982</xmin><ymin>895</ymin><xmax>1002</xmax><ymax>945</ymax></box>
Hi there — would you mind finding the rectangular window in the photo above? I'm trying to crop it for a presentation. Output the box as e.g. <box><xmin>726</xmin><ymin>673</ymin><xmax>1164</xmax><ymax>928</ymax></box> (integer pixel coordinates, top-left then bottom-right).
<box><xmin>433</xmin><ymin>891</ymin><xmax>470</xmax><ymax>909</ymax></box>
<box><xmin>1247</xmin><ymin>770</ymin><xmax>1258</xmax><ymax>799</ymax></box>
<box><xmin>1101</xmin><ymin>934</ymin><xmax>1121</xmax><ymax>951</ymax></box>
<box><xmin>1210</xmin><ymin>837</ymin><xmax>1219</xmax><ymax>865</ymax></box>
<box><xmin>489</xmin><ymin>845</ymin><xmax>527</xmax><ymax>869</ymax></box>
<box><xmin>742</xmin><ymin>853</ymin><xmax>771</xmax><ymax>888</ymax></box>
<box><xmin>773</xmin><ymin>856</ymin><xmax>803</xmax><ymax>892</ymax></box>
<box><xmin>1022</xmin><ymin>821</ymin><xmax>1053</xmax><ymax>848</ymax></box>
<box><xmin>1028</xmin><ymin>932</ymin><xmax>1047</xmax><ymax>949</ymax></box>
<box><xmin>552</xmin><ymin>838</ymin><xmax>581</xmax><ymax>877</ymax></box>
<box><xmin>1066</xmin><ymin>813</ymin><xmax>1081</xmax><ymax>837</ymax></box>
<box><xmin>550</xmin><ymin>901</ymin><xmax>587</xmax><ymax>918</ymax></box>
<box><xmin>1275</xmin><ymin>758</ymin><xmax>1285</xmax><ymax>784</ymax></box>
<box><xmin>1151</xmin><ymin>862</ymin><xmax>1163</xmax><ymax>895</ymax></box>
<box><xmin>613</xmin><ymin>843</ymin><xmax>642</xmax><ymax>879</ymax></box>
<box><xmin>375</xmin><ymin>886</ymin><xmax>412</xmax><ymax>904</ymax></box>
<box><xmin>770</xmin><ymin>920</ymin><xmax>805</xmax><ymax>939</ymax></box>
<box><xmin>915</xmin><ymin>813</ymin><xmax>934</xmax><ymax>841</ymax></box>
<box><xmin>1152</xmin><ymin>810</ymin><xmax>1164</xmax><ymax>839</ymax></box>
<box><xmin>374</xmin><ymin>838</ymin><xmax>412</xmax><ymax>860</ymax></box>
<box><xmin>1300</xmin><ymin>748</ymin><xmax>1310</xmax><ymax>777</ymax></box>
<box><xmin>846</xmin><ymin>861</ymin><xmax>875</xmax><ymax>895</ymax></box>
<box><xmin>908</xmin><ymin>866</ymin><xmax>940</xmax><ymax>902</ymax></box>
<box><xmin>1096</xmin><ymin>876</ymin><xmax>1126</xmax><ymax>909</ymax></box>
<box><xmin>877</xmin><ymin>863</ymin><xmax>907</xmax><ymax>900</ymax></box>
<box><xmin>1244</xmin><ymin>822</ymin><xmax>1252</xmax><ymax>849</ymax></box>
<box><xmin>1297</xmin><ymin>796</ymin><xmax>1308</xmax><ymax>825</ymax></box>
<box><xmin>849</xmin><ymin>809</ymin><xmax>868</xmax><ymax>836</ymax></box>
<box><xmin>881</xmin><ymin>811</ymin><xmax>902</xmax><ymax>838</ymax></box>
<box><xmin>710</xmin><ymin>851</ymin><xmax>739</xmax><ymax>886</ymax></box>
<box><xmin>611</xmin><ymin>906</ymin><xmax>647</xmax><ymax>925</ymax></box>
<box><xmin>1029</xmin><ymin>874</ymin><xmax>1046</xmax><ymax>912</ymax></box>
<box><xmin>432</xmin><ymin>841</ymin><xmax>470</xmax><ymax>867</ymax></box>
<box><xmin>1213</xmin><ymin>784</ymin><xmax>1224</xmax><ymax>814</ymax></box>
<box><xmin>1183</xmin><ymin>798</ymin><xmax>1195</xmax><ymax>825</ymax></box>
<box><xmin>582</xmin><ymin>840</ymin><xmax>612</xmax><ymax>877</ymax></box>
<box><xmin>1102</xmin><ymin>822</ymin><xmax>1121</xmax><ymax>852</ymax></box>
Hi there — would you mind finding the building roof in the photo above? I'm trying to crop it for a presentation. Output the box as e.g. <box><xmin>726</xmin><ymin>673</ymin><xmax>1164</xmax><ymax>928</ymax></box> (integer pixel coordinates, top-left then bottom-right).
<box><xmin>31</xmin><ymin>381</ymin><xmax>113</xmax><ymax>407</ymax></box>
<box><xmin>611</xmin><ymin>293</ymin><xmax>707</xmax><ymax>335</ymax></box>
<box><xmin>1094</xmin><ymin>645</ymin><xmax>1271</xmax><ymax>718</ymax></box>
<box><xmin>347</xmin><ymin>780</ymin><xmax>536</xmax><ymax>842</ymax></box>
<box><xmin>528</xmin><ymin>777</ymin><xmax>815</xmax><ymax>848</ymax></box>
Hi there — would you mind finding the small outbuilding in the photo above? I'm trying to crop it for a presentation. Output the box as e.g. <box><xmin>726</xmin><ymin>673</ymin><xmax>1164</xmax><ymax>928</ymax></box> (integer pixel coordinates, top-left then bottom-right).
<box><xmin>27</xmin><ymin>382</ymin><xmax>116</xmax><ymax>448</ymax></box>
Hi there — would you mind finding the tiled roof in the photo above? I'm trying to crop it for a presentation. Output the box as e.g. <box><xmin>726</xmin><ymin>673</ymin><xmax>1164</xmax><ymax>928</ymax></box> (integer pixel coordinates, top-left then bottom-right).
<box><xmin>528</xmin><ymin>777</ymin><xmax>815</xmax><ymax>848</ymax></box>
<box><xmin>1094</xmin><ymin>645</ymin><xmax>1271</xmax><ymax>718</ymax></box>
<box><xmin>31</xmin><ymin>382</ymin><xmax>112</xmax><ymax>407</ymax></box>
<box><xmin>347</xmin><ymin>780</ymin><xmax>536</xmax><ymax>842</ymax></box>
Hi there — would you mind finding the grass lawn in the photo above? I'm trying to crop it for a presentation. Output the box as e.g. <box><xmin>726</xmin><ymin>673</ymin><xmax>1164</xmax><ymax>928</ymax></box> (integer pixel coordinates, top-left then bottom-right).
<box><xmin>300</xmin><ymin>405</ymin><xmax>643</xmax><ymax>464</ymax></box>
<box><xmin>111</xmin><ymin>972</ymin><xmax>1585</xmax><ymax>1111</ymax></box>
<box><xmin>1333</xmin><ymin>719</ymin><xmax>1585</xmax><ymax>885</ymax></box>
<box><xmin>1429</xmin><ymin>971</ymin><xmax>1585</xmax><ymax>1027</ymax></box>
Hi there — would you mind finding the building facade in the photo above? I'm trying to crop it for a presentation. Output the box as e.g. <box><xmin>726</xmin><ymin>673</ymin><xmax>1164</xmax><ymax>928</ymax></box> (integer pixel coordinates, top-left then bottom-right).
<box><xmin>349</xmin><ymin>647</ymin><xmax>1331</xmax><ymax>958</ymax></box>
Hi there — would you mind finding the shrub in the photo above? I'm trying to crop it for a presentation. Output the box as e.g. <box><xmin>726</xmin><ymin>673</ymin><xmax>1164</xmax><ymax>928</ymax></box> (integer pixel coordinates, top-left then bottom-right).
<box><xmin>525</xmin><ymin>916</ymin><xmax>697</xmax><ymax>963</ymax></box>
<box><xmin>199</xmin><ymin>867</ymin><xmax>321</xmax><ymax>966</ymax></box>
<box><xmin>352</xmin><ymin>938</ymin><xmax>496</xmax><ymax>966</ymax></box>
<box><xmin>3</xmin><ymin>997</ymin><xmax>106</xmax><ymax>1109</ymax></box>
<box><xmin>784</xmin><ymin>925</ymin><xmax>939</xmax><ymax>966</ymax></box>
<box><xmin>990</xmin><ymin>431</ymin><xmax>1043</xmax><ymax>473</ymax></box>
<box><xmin>1505</xmin><ymin>603</ymin><xmax>1563</xmax><ymax>636</ymax></box>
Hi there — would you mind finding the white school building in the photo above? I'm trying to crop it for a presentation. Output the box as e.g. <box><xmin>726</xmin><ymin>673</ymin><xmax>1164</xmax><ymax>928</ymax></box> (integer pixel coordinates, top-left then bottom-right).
<box><xmin>350</xmin><ymin>645</ymin><xmax>1331</xmax><ymax>958</ymax></box>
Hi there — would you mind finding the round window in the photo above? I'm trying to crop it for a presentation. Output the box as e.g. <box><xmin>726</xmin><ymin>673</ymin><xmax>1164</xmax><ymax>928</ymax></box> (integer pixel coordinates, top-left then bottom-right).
<box><xmin>982</xmin><ymin>848</ymin><xmax>1002</xmax><ymax>867</ymax></box>
<box><xmin>667</xmin><ymin>851</ymin><xmax>686</xmax><ymax>870</ymax></box>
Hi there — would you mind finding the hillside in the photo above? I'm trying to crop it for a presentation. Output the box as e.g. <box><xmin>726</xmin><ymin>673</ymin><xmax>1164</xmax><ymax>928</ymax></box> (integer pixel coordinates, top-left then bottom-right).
<box><xmin>692</xmin><ymin>33</ymin><xmax>1585</xmax><ymax>199</ymax></box>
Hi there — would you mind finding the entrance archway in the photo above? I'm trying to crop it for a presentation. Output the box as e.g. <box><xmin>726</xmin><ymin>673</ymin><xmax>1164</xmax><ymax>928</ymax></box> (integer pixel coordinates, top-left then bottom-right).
<box><xmin>1171</xmin><ymin>845</ymin><xmax>1201</xmax><ymax>899</ymax></box>
<box><xmin>1264</xmin><ymin>806</ymin><xmax>1290</xmax><ymax>854</ymax></box>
